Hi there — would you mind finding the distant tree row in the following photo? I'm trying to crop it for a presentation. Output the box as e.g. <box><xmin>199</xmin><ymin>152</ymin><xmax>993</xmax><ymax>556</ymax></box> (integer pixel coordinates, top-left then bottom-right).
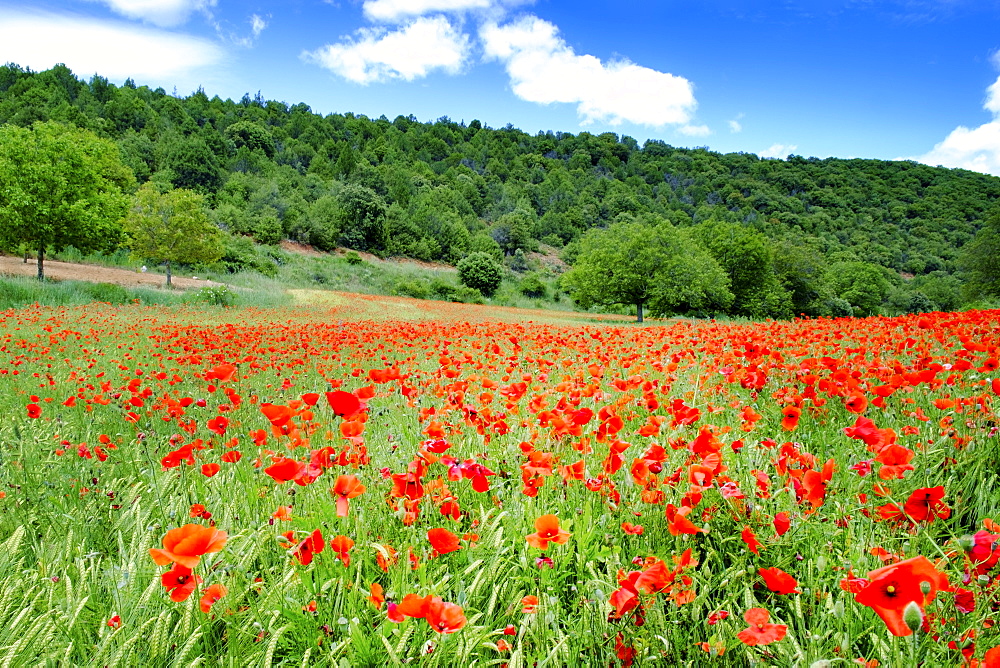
<box><xmin>1</xmin><ymin>63</ymin><xmax>999</xmax><ymax>315</ymax></box>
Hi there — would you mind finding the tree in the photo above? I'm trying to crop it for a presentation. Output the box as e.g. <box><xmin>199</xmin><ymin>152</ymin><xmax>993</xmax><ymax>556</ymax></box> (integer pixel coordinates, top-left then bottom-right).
<box><xmin>0</xmin><ymin>121</ymin><xmax>134</xmax><ymax>280</ymax></box>
<box><xmin>824</xmin><ymin>261</ymin><xmax>891</xmax><ymax>316</ymax></box>
<box><xmin>960</xmin><ymin>210</ymin><xmax>1000</xmax><ymax>299</ymax></box>
<box><xmin>457</xmin><ymin>252</ymin><xmax>504</xmax><ymax>297</ymax></box>
<box><xmin>563</xmin><ymin>217</ymin><xmax>733</xmax><ymax>322</ymax></box>
<box><xmin>123</xmin><ymin>183</ymin><xmax>223</xmax><ymax>286</ymax></box>
<box><xmin>336</xmin><ymin>184</ymin><xmax>388</xmax><ymax>253</ymax></box>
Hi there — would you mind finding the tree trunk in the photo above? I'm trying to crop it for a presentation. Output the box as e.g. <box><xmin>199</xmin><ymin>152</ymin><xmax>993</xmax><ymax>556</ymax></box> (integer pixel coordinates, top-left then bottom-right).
<box><xmin>636</xmin><ymin>301</ymin><xmax>644</xmax><ymax>323</ymax></box>
<box><xmin>36</xmin><ymin>246</ymin><xmax>44</xmax><ymax>281</ymax></box>
<box><xmin>166</xmin><ymin>261</ymin><xmax>172</xmax><ymax>288</ymax></box>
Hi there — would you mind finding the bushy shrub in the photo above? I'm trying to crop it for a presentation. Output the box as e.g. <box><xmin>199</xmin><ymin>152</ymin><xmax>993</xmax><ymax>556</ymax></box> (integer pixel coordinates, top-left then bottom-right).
<box><xmin>519</xmin><ymin>272</ymin><xmax>548</xmax><ymax>299</ymax></box>
<box><xmin>457</xmin><ymin>252</ymin><xmax>503</xmax><ymax>297</ymax></box>
<box><xmin>344</xmin><ymin>251</ymin><xmax>363</xmax><ymax>265</ymax></box>
<box><xmin>191</xmin><ymin>285</ymin><xmax>237</xmax><ymax>307</ymax></box>
<box><xmin>451</xmin><ymin>285</ymin><xmax>484</xmax><ymax>304</ymax></box>
<box><xmin>394</xmin><ymin>279</ymin><xmax>431</xmax><ymax>300</ymax></box>
<box><xmin>85</xmin><ymin>282</ymin><xmax>130</xmax><ymax>304</ymax></box>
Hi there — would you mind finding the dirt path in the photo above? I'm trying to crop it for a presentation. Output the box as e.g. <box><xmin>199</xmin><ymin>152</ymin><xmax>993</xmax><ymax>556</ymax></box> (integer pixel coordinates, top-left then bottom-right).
<box><xmin>0</xmin><ymin>255</ymin><xmax>219</xmax><ymax>290</ymax></box>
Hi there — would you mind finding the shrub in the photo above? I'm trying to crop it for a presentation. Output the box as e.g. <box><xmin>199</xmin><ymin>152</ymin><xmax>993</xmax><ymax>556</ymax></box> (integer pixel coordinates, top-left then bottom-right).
<box><xmin>452</xmin><ymin>285</ymin><xmax>484</xmax><ymax>304</ymax></box>
<box><xmin>344</xmin><ymin>251</ymin><xmax>363</xmax><ymax>266</ymax></box>
<box><xmin>84</xmin><ymin>282</ymin><xmax>130</xmax><ymax>304</ymax></box>
<box><xmin>191</xmin><ymin>285</ymin><xmax>237</xmax><ymax>307</ymax></box>
<box><xmin>457</xmin><ymin>252</ymin><xmax>503</xmax><ymax>297</ymax></box>
<box><xmin>519</xmin><ymin>272</ymin><xmax>548</xmax><ymax>299</ymax></box>
<box><xmin>394</xmin><ymin>279</ymin><xmax>431</xmax><ymax>300</ymax></box>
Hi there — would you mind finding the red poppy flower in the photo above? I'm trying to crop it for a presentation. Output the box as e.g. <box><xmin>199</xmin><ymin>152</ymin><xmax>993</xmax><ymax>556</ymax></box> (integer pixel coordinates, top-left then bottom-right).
<box><xmin>331</xmin><ymin>475</ymin><xmax>366</xmax><ymax>517</ymax></box>
<box><xmin>330</xmin><ymin>535</ymin><xmax>354</xmax><ymax>567</ymax></box>
<box><xmin>326</xmin><ymin>390</ymin><xmax>361</xmax><ymax>418</ymax></box>
<box><xmin>736</xmin><ymin>607</ymin><xmax>787</xmax><ymax>646</ymax></box>
<box><xmin>854</xmin><ymin>555</ymin><xmax>950</xmax><ymax>636</ymax></box>
<box><xmin>902</xmin><ymin>486</ymin><xmax>950</xmax><ymax>523</ymax></box>
<box><xmin>26</xmin><ymin>403</ymin><xmax>42</xmax><ymax>419</ymax></box>
<box><xmin>427</xmin><ymin>528</ymin><xmax>461</xmax><ymax>555</ymax></box>
<box><xmin>425</xmin><ymin>599</ymin><xmax>467</xmax><ymax>634</ymax></box>
<box><xmin>161</xmin><ymin>564</ymin><xmax>202</xmax><ymax>602</ymax></box>
<box><xmin>290</xmin><ymin>529</ymin><xmax>325</xmax><ymax>566</ymax></box>
<box><xmin>759</xmin><ymin>567</ymin><xmax>800</xmax><ymax>594</ymax></box>
<box><xmin>742</xmin><ymin>527</ymin><xmax>762</xmax><ymax>555</ymax></box>
<box><xmin>150</xmin><ymin>524</ymin><xmax>228</xmax><ymax>568</ymax></box>
<box><xmin>525</xmin><ymin>514</ymin><xmax>571</xmax><ymax>550</ymax></box>
<box><xmin>199</xmin><ymin>583</ymin><xmax>227</xmax><ymax>613</ymax></box>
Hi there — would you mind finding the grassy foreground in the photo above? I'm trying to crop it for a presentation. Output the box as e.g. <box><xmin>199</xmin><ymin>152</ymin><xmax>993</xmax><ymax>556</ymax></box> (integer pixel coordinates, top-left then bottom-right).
<box><xmin>0</xmin><ymin>300</ymin><xmax>998</xmax><ymax>666</ymax></box>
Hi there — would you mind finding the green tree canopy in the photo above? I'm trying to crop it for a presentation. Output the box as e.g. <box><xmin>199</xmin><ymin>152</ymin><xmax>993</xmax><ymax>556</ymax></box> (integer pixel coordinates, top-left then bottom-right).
<box><xmin>0</xmin><ymin>121</ymin><xmax>134</xmax><ymax>279</ymax></box>
<box><xmin>457</xmin><ymin>251</ymin><xmax>504</xmax><ymax>297</ymax></box>
<box><xmin>563</xmin><ymin>217</ymin><xmax>733</xmax><ymax>322</ymax></box>
<box><xmin>123</xmin><ymin>183</ymin><xmax>223</xmax><ymax>286</ymax></box>
<box><xmin>824</xmin><ymin>261</ymin><xmax>892</xmax><ymax>316</ymax></box>
<box><xmin>336</xmin><ymin>183</ymin><xmax>388</xmax><ymax>253</ymax></box>
<box><xmin>959</xmin><ymin>209</ymin><xmax>1000</xmax><ymax>300</ymax></box>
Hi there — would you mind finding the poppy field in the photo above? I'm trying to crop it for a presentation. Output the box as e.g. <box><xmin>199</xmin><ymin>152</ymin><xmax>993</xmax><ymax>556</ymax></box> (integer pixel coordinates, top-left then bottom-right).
<box><xmin>1</xmin><ymin>299</ymin><xmax>999</xmax><ymax>667</ymax></box>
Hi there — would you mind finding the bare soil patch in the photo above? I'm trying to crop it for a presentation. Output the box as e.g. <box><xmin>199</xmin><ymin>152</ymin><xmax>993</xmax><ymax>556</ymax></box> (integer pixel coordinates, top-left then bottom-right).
<box><xmin>0</xmin><ymin>255</ymin><xmax>219</xmax><ymax>290</ymax></box>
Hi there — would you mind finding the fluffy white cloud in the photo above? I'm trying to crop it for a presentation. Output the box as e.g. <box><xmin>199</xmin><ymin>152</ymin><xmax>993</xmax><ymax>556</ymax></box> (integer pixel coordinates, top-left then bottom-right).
<box><xmin>678</xmin><ymin>124</ymin><xmax>711</xmax><ymax>137</ymax></box>
<box><xmin>362</xmin><ymin>0</ymin><xmax>532</xmax><ymax>22</ymax></box>
<box><xmin>364</xmin><ymin>0</ymin><xmax>490</xmax><ymax>22</ymax></box>
<box><xmin>914</xmin><ymin>74</ymin><xmax>1000</xmax><ymax>176</ymax></box>
<box><xmin>303</xmin><ymin>16</ymin><xmax>469</xmax><ymax>84</ymax></box>
<box><xmin>480</xmin><ymin>16</ymin><xmax>696</xmax><ymax>127</ymax></box>
<box><xmin>760</xmin><ymin>143</ymin><xmax>797</xmax><ymax>159</ymax></box>
<box><xmin>89</xmin><ymin>0</ymin><xmax>215</xmax><ymax>28</ymax></box>
<box><xmin>0</xmin><ymin>8</ymin><xmax>224</xmax><ymax>81</ymax></box>
<box><xmin>728</xmin><ymin>113</ymin><xmax>744</xmax><ymax>133</ymax></box>
<box><xmin>250</xmin><ymin>14</ymin><xmax>267</xmax><ymax>38</ymax></box>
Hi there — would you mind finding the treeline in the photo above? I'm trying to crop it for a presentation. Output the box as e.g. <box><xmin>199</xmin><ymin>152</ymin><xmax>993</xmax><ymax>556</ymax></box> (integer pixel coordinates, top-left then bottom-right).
<box><xmin>2</xmin><ymin>63</ymin><xmax>999</xmax><ymax>316</ymax></box>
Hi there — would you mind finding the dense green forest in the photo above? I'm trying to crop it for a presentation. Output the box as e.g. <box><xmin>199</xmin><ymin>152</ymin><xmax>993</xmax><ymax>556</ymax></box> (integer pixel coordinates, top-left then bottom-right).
<box><xmin>2</xmin><ymin>62</ymin><xmax>999</xmax><ymax>317</ymax></box>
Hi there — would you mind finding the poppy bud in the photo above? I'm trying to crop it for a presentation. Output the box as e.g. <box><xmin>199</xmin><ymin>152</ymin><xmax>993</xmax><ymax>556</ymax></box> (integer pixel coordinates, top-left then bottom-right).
<box><xmin>902</xmin><ymin>601</ymin><xmax>923</xmax><ymax>634</ymax></box>
<box><xmin>919</xmin><ymin>581</ymin><xmax>931</xmax><ymax>596</ymax></box>
<box><xmin>957</xmin><ymin>535</ymin><xmax>975</xmax><ymax>552</ymax></box>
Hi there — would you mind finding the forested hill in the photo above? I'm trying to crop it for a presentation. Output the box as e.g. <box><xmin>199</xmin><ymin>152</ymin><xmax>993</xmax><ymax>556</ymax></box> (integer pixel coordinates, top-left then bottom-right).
<box><xmin>2</xmin><ymin>63</ymin><xmax>1000</xmax><ymax>315</ymax></box>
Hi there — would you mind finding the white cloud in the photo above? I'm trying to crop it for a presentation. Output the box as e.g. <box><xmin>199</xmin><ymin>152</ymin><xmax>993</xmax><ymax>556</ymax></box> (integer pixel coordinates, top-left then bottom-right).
<box><xmin>303</xmin><ymin>16</ymin><xmax>469</xmax><ymax>84</ymax></box>
<box><xmin>480</xmin><ymin>16</ymin><xmax>696</xmax><ymax>127</ymax></box>
<box><xmin>678</xmin><ymin>124</ymin><xmax>711</xmax><ymax>137</ymax></box>
<box><xmin>915</xmin><ymin>74</ymin><xmax>1000</xmax><ymax>176</ymax></box>
<box><xmin>0</xmin><ymin>8</ymin><xmax>224</xmax><ymax>81</ymax></box>
<box><xmin>250</xmin><ymin>14</ymin><xmax>267</xmax><ymax>38</ymax></box>
<box><xmin>362</xmin><ymin>0</ymin><xmax>532</xmax><ymax>22</ymax></box>
<box><xmin>759</xmin><ymin>143</ymin><xmax>797</xmax><ymax>159</ymax></box>
<box><xmin>89</xmin><ymin>0</ymin><xmax>216</xmax><ymax>28</ymax></box>
<box><xmin>728</xmin><ymin>113</ymin><xmax>744</xmax><ymax>133</ymax></box>
<box><xmin>364</xmin><ymin>0</ymin><xmax>490</xmax><ymax>22</ymax></box>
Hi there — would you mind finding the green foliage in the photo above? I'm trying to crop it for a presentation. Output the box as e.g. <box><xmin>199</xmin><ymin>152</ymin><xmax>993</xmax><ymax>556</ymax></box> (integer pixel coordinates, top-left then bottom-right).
<box><xmin>190</xmin><ymin>284</ymin><xmax>237</xmax><ymax>306</ymax></box>
<box><xmin>6</xmin><ymin>64</ymin><xmax>1000</xmax><ymax>317</ymax></box>
<box><xmin>519</xmin><ymin>271</ymin><xmax>549</xmax><ymax>298</ymax></box>
<box><xmin>825</xmin><ymin>261</ymin><xmax>892</xmax><ymax>316</ymax></box>
<box><xmin>959</xmin><ymin>209</ymin><xmax>1000</xmax><ymax>299</ymax></box>
<box><xmin>457</xmin><ymin>251</ymin><xmax>504</xmax><ymax>297</ymax></box>
<box><xmin>344</xmin><ymin>251</ymin><xmax>363</xmax><ymax>265</ymax></box>
<box><xmin>563</xmin><ymin>217</ymin><xmax>733</xmax><ymax>321</ymax></box>
<box><xmin>0</xmin><ymin>121</ymin><xmax>135</xmax><ymax>279</ymax></box>
<box><xmin>123</xmin><ymin>183</ymin><xmax>223</xmax><ymax>286</ymax></box>
<box><xmin>336</xmin><ymin>184</ymin><xmax>387</xmax><ymax>253</ymax></box>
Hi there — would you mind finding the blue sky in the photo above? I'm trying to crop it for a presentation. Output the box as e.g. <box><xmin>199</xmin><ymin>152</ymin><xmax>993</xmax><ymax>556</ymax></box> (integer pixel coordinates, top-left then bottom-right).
<box><xmin>2</xmin><ymin>0</ymin><xmax>1000</xmax><ymax>174</ymax></box>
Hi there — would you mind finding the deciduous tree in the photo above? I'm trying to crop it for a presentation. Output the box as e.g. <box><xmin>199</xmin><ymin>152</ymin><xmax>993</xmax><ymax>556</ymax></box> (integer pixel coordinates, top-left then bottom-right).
<box><xmin>0</xmin><ymin>121</ymin><xmax>134</xmax><ymax>279</ymax></box>
<box><xmin>123</xmin><ymin>183</ymin><xmax>222</xmax><ymax>286</ymax></box>
<box><xmin>563</xmin><ymin>217</ymin><xmax>733</xmax><ymax>322</ymax></box>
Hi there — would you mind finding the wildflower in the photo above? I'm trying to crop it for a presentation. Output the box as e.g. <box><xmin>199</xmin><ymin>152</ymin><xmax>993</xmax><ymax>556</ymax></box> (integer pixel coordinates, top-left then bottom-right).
<box><xmin>330</xmin><ymin>475</ymin><xmax>366</xmax><ymax>517</ymax></box>
<box><xmin>737</xmin><ymin>607</ymin><xmax>787</xmax><ymax>646</ymax></box>
<box><xmin>525</xmin><ymin>514</ymin><xmax>570</xmax><ymax>550</ymax></box>
<box><xmin>427</xmin><ymin>528</ymin><xmax>461</xmax><ymax>555</ymax></box>
<box><xmin>330</xmin><ymin>535</ymin><xmax>354</xmax><ymax>567</ymax></box>
<box><xmin>149</xmin><ymin>524</ymin><xmax>228</xmax><ymax>568</ymax></box>
<box><xmin>161</xmin><ymin>564</ymin><xmax>202</xmax><ymax>602</ymax></box>
<box><xmin>759</xmin><ymin>567</ymin><xmax>800</xmax><ymax>594</ymax></box>
<box><xmin>853</xmin><ymin>555</ymin><xmax>950</xmax><ymax>636</ymax></box>
<box><xmin>199</xmin><ymin>583</ymin><xmax>227</xmax><ymax>613</ymax></box>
